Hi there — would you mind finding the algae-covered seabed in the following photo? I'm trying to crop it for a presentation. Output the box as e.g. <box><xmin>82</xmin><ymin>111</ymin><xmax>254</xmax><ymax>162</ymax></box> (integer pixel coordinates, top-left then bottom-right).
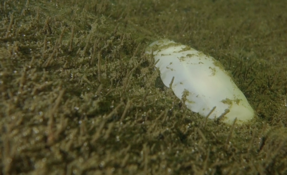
<box><xmin>1</xmin><ymin>0</ymin><xmax>287</xmax><ymax>174</ymax></box>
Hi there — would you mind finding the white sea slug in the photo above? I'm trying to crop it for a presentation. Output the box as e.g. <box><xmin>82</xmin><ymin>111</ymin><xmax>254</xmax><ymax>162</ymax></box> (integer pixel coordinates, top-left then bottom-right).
<box><xmin>146</xmin><ymin>39</ymin><xmax>254</xmax><ymax>125</ymax></box>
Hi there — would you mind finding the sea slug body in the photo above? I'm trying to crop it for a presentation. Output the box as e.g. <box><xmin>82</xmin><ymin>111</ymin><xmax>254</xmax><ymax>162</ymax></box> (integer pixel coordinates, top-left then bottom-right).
<box><xmin>146</xmin><ymin>39</ymin><xmax>254</xmax><ymax>125</ymax></box>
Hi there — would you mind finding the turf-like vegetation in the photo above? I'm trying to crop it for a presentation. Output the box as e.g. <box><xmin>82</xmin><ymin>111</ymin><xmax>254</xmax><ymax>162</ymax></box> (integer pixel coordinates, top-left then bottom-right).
<box><xmin>1</xmin><ymin>0</ymin><xmax>287</xmax><ymax>174</ymax></box>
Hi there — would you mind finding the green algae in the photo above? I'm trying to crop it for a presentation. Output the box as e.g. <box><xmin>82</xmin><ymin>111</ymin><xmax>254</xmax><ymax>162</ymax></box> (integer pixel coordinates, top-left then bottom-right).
<box><xmin>0</xmin><ymin>0</ymin><xmax>287</xmax><ymax>174</ymax></box>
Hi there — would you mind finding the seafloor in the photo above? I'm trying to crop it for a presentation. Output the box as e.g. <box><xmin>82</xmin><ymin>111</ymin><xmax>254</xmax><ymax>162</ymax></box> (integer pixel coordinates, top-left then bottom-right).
<box><xmin>0</xmin><ymin>0</ymin><xmax>287</xmax><ymax>174</ymax></box>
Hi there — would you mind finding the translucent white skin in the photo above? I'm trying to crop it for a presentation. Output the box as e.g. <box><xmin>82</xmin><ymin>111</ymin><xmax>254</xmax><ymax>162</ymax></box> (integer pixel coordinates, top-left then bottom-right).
<box><xmin>146</xmin><ymin>39</ymin><xmax>254</xmax><ymax>124</ymax></box>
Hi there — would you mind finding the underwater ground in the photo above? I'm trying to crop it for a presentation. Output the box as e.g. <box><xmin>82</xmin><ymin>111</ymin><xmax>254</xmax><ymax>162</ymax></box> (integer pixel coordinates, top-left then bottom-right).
<box><xmin>0</xmin><ymin>0</ymin><xmax>287</xmax><ymax>174</ymax></box>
